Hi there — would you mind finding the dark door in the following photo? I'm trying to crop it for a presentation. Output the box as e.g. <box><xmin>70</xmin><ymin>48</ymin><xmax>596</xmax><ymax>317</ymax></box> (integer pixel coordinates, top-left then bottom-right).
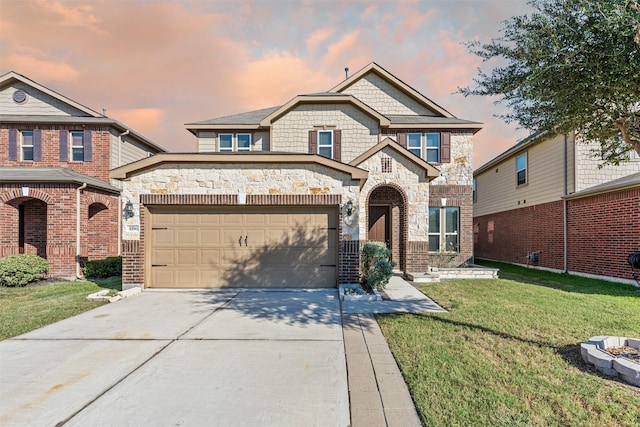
<box><xmin>368</xmin><ymin>205</ymin><xmax>390</xmax><ymax>247</ymax></box>
<box><xmin>18</xmin><ymin>204</ymin><xmax>25</xmax><ymax>254</ymax></box>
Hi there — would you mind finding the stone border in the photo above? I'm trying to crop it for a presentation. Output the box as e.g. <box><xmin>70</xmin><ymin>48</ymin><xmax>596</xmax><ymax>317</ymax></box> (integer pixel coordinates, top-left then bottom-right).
<box><xmin>580</xmin><ymin>336</ymin><xmax>640</xmax><ymax>387</ymax></box>
<box><xmin>339</xmin><ymin>283</ymin><xmax>382</xmax><ymax>301</ymax></box>
<box><xmin>86</xmin><ymin>287</ymin><xmax>142</xmax><ymax>303</ymax></box>
<box><xmin>406</xmin><ymin>264</ymin><xmax>499</xmax><ymax>283</ymax></box>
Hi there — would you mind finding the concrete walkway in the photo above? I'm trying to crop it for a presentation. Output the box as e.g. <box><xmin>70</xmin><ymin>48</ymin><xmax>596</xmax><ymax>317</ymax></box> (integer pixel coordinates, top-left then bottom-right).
<box><xmin>342</xmin><ymin>275</ymin><xmax>446</xmax><ymax>427</ymax></box>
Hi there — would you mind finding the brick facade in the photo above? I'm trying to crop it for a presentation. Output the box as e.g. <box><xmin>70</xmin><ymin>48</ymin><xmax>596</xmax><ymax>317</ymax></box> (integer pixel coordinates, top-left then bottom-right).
<box><xmin>474</xmin><ymin>200</ymin><xmax>565</xmax><ymax>269</ymax></box>
<box><xmin>0</xmin><ymin>125</ymin><xmax>113</xmax><ymax>181</ymax></box>
<box><xmin>567</xmin><ymin>188</ymin><xmax>640</xmax><ymax>280</ymax></box>
<box><xmin>0</xmin><ymin>183</ymin><xmax>119</xmax><ymax>277</ymax></box>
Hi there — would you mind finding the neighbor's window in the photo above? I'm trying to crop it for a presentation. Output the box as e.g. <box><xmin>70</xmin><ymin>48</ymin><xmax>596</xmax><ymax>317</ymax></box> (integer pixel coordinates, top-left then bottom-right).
<box><xmin>425</xmin><ymin>133</ymin><xmax>441</xmax><ymax>163</ymax></box>
<box><xmin>21</xmin><ymin>130</ymin><xmax>34</xmax><ymax>161</ymax></box>
<box><xmin>429</xmin><ymin>206</ymin><xmax>459</xmax><ymax>252</ymax></box>
<box><xmin>71</xmin><ymin>131</ymin><xmax>85</xmax><ymax>161</ymax></box>
<box><xmin>318</xmin><ymin>130</ymin><xmax>333</xmax><ymax>158</ymax></box>
<box><xmin>516</xmin><ymin>153</ymin><xmax>527</xmax><ymax>186</ymax></box>
<box><xmin>408</xmin><ymin>133</ymin><xmax>422</xmax><ymax>157</ymax></box>
<box><xmin>472</xmin><ymin>178</ymin><xmax>477</xmax><ymax>202</ymax></box>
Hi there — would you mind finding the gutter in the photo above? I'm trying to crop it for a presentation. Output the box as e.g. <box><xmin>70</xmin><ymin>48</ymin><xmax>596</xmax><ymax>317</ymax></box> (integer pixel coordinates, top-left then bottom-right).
<box><xmin>563</xmin><ymin>134</ymin><xmax>568</xmax><ymax>273</ymax></box>
<box><xmin>76</xmin><ymin>182</ymin><xmax>87</xmax><ymax>279</ymax></box>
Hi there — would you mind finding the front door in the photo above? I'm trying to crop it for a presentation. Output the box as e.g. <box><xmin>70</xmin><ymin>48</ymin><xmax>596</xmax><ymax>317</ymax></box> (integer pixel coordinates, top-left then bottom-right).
<box><xmin>368</xmin><ymin>205</ymin><xmax>390</xmax><ymax>248</ymax></box>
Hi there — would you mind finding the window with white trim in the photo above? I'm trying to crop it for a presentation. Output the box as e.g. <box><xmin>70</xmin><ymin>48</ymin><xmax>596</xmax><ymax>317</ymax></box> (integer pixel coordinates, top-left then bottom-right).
<box><xmin>429</xmin><ymin>207</ymin><xmax>459</xmax><ymax>252</ymax></box>
<box><xmin>218</xmin><ymin>133</ymin><xmax>251</xmax><ymax>152</ymax></box>
<box><xmin>406</xmin><ymin>132</ymin><xmax>441</xmax><ymax>162</ymax></box>
<box><xmin>21</xmin><ymin>130</ymin><xmax>34</xmax><ymax>161</ymax></box>
<box><xmin>407</xmin><ymin>133</ymin><xmax>422</xmax><ymax>157</ymax></box>
<box><xmin>317</xmin><ymin>130</ymin><xmax>333</xmax><ymax>158</ymax></box>
<box><xmin>71</xmin><ymin>131</ymin><xmax>84</xmax><ymax>162</ymax></box>
<box><xmin>516</xmin><ymin>153</ymin><xmax>527</xmax><ymax>186</ymax></box>
<box><xmin>425</xmin><ymin>133</ymin><xmax>440</xmax><ymax>163</ymax></box>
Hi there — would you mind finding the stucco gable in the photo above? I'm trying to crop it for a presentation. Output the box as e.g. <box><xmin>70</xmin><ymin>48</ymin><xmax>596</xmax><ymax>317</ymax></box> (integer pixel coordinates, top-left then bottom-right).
<box><xmin>349</xmin><ymin>137</ymin><xmax>440</xmax><ymax>180</ymax></box>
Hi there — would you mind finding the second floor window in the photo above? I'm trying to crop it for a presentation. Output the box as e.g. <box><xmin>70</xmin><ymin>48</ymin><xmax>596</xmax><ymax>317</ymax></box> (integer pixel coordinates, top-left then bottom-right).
<box><xmin>406</xmin><ymin>132</ymin><xmax>441</xmax><ymax>162</ymax></box>
<box><xmin>71</xmin><ymin>131</ymin><xmax>85</xmax><ymax>161</ymax></box>
<box><xmin>516</xmin><ymin>153</ymin><xmax>527</xmax><ymax>186</ymax></box>
<box><xmin>219</xmin><ymin>133</ymin><xmax>252</xmax><ymax>152</ymax></box>
<box><xmin>21</xmin><ymin>130</ymin><xmax>34</xmax><ymax>161</ymax></box>
<box><xmin>318</xmin><ymin>130</ymin><xmax>333</xmax><ymax>158</ymax></box>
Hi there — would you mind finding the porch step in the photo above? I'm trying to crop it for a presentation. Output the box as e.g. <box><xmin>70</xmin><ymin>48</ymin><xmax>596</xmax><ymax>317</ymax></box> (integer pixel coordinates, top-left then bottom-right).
<box><xmin>405</xmin><ymin>272</ymin><xmax>440</xmax><ymax>283</ymax></box>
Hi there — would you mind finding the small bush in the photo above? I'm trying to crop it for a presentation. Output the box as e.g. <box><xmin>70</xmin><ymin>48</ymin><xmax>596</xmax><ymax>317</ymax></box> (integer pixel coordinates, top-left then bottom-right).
<box><xmin>0</xmin><ymin>254</ymin><xmax>49</xmax><ymax>287</ymax></box>
<box><xmin>360</xmin><ymin>242</ymin><xmax>396</xmax><ymax>290</ymax></box>
<box><xmin>83</xmin><ymin>256</ymin><xmax>122</xmax><ymax>278</ymax></box>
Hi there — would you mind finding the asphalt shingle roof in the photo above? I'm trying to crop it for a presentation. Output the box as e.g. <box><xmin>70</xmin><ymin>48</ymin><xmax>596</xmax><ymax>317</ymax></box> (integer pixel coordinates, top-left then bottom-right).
<box><xmin>0</xmin><ymin>167</ymin><xmax>120</xmax><ymax>193</ymax></box>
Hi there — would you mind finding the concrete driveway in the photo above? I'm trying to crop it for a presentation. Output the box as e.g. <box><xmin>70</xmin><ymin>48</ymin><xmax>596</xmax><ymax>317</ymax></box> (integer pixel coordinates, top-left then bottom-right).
<box><xmin>0</xmin><ymin>289</ymin><xmax>349</xmax><ymax>426</ymax></box>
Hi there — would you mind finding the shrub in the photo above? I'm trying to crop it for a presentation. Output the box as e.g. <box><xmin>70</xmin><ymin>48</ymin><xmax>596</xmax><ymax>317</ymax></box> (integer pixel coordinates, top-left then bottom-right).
<box><xmin>0</xmin><ymin>254</ymin><xmax>49</xmax><ymax>287</ymax></box>
<box><xmin>360</xmin><ymin>242</ymin><xmax>396</xmax><ymax>290</ymax></box>
<box><xmin>83</xmin><ymin>256</ymin><xmax>122</xmax><ymax>278</ymax></box>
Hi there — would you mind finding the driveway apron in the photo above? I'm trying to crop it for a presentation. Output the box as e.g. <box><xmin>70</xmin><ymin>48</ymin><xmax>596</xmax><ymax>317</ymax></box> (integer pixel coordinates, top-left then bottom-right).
<box><xmin>0</xmin><ymin>289</ymin><xmax>349</xmax><ymax>427</ymax></box>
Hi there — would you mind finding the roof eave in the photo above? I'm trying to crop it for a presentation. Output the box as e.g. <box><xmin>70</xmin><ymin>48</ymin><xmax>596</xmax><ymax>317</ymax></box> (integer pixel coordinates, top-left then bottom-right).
<box><xmin>387</xmin><ymin>123</ymin><xmax>483</xmax><ymax>133</ymax></box>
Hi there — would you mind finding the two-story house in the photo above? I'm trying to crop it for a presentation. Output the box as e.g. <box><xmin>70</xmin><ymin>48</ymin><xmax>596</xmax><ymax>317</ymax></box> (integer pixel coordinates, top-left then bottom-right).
<box><xmin>473</xmin><ymin>132</ymin><xmax>640</xmax><ymax>284</ymax></box>
<box><xmin>112</xmin><ymin>63</ymin><xmax>481</xmax><ymax>289</ymax></box>
<box><xmin>0</xmin><ymin>72</ymin><xmax>166</xmax><ymax>278</ymax></box>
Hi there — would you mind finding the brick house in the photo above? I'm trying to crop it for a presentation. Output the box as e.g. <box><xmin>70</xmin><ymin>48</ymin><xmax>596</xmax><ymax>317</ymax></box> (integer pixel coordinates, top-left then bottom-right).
<box><xmin>0</xmin><ymin>71</ymin><xmax>166</xmax><ymax>278</ymax></box>
<box><xmin>473</xmin><ymin>132</ymin><xmax>640</xmax><ymax>284</ymax></box>
<box><xmin>112</xmin><ymin>63</ymin><xmax>481</xmax><ymax>289</ymax></box>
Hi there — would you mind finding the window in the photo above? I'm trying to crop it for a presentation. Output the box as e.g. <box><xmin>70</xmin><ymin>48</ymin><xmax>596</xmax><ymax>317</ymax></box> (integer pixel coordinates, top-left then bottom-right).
<box><xmin>318</xmin><ymin>130</ymin><xmax>333</xmax><ymax>158</ymax></box>
<box><xmin>426</xmin><ymin>133</ymin><xmax>440</xmax><ymax>163</ymax></box>
<box><xmin>71</xmin><ymin>131</ymin><xmax>84</xmax><ymax>161</ymax></box>
<box><xmin>219</xmin><ymin>133</ymin><xmax>251</xmax><ymax>152</ymax></box>
<box><xmin>219</xmin><ymin>134</ymin><xmax>233</xmax><ymax>151</ymax></box>
<box><xmin>405</xmin><ymin>132</ymin><xmax>441</xmax><ymax>162</ymax></box>
<box><xmin>516</xmin><ymin>153</ymin><xmax>527</xmax><ymax>186</ymax></box>
<box><xmin>472</xmin><ymin>178</ymin><xmax>477</xmax><ymax>202</ymax></box>
<box><xmin>237</xmin><ymin>134</ymin><xmax>251</xmax><ymax>151</ymax></box>
<box><xmin>429</xmin><ymin>207</ymin><xmax>459</xmax><ymax>252</ymax></box>
<box><xmin>407</xmin><ymin>133</ymin><xmax>422</xmax><ymax>157</ymax></box>
<box><xmin>21</xmin><ymin>130</ymin><xmax>34</xmax><ymax>161</ymax></box>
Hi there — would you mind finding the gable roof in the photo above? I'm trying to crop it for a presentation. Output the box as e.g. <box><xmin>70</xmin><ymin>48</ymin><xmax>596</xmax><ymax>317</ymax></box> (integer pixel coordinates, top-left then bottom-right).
<box><xmin>0</xmin><ymin>71</ymin><xmax>167</xmax><ymax>153</ymax></box>
<box><xmin>186</xmin><ymin>106</ymin><xmax>281</xmax><ymax>133</ymax></box>
<box><xmin>110</xmin><ymin>152</ymin><xmax>369</xmax><ymax>185</ymax></box>
<box><xmin>259</xmin><ymin>94</ymin><xmax>390</xmax><ymax>127</ymax></box>
<box><xmin>349</xmin><ymin>137</ymin><xmax>440</xmax><ymax>180</ymax></box>
<box><xmin>474</xmin><ymin>132</ymin><xmax>542</xmax><ymax>175</ymax></box>
<box><xmin>330</xmin><ymin>62</ymin><xmax>454</xmax><ymax>118</ymax></box>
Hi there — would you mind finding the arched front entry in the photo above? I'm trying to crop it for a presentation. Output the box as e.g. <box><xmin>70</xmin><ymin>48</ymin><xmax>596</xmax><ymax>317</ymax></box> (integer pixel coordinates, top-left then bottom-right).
<box><xmin>3</xmin><ymin>197</ymin><xmax>48</xmax><ymax>258</ymax></box>
<box><xmin>366</xmin><ymin>184</ymin><xmax>408</xmax><ymax>272</ymax></box>
<box><xmin>88</xmin><ymin>202</ymin><xmax>111</xmax><ymax>260</ymax></box>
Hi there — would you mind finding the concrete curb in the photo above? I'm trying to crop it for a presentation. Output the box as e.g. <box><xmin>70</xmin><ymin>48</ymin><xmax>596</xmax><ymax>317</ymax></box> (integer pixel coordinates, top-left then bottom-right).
<box><xmin>86</xmin><ymin>286</ymin><xmax>142</xmax><ymax>303</ymax></box>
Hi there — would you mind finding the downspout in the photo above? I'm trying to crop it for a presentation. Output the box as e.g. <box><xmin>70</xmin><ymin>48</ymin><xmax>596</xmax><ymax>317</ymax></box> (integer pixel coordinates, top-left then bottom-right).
<box><xmin>118</xmin><ymin>129</ymin><xmax>130</xmax><ymax>167</ymax></box>
<box><xmin>563</xmin><ymin>134</ymin><xmax>569</xmax><ymax>273</ymax></box>
<box><xmin>116</xmin><ymin>130</ymin><xmax>129</xmax><ymax>257</ymax></box>
<box><xmin>117</xmin><ymin>195</ymin><xmax>122</xmax><ymax>256</ymax></box>
<box><xmin>76</xmin><ymin>182</ymin><xmax>88</xmax><ymax>279</ymax></box>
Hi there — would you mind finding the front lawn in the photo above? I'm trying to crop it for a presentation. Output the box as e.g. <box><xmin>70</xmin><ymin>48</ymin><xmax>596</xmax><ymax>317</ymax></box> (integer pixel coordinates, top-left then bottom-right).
<box><xmin>377</xmin><ymin>261</ymin><xmax>640</xmax><ymax>426</ymax></box>
<box><xmin>0</xmin><ymin>277</ymin><xmax>121</xmax><ymax>340</ymax></box>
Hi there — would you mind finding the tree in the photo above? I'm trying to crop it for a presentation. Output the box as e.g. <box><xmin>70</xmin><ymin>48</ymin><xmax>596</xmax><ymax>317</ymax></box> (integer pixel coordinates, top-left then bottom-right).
<box><xmin>460</xmin><ymin>0</ymin><xmax>640</xmax><ymax>165</ymax></box>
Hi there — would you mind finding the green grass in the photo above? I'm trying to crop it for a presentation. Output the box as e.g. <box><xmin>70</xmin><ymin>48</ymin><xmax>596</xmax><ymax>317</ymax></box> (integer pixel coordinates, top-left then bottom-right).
<box><xmin>0</xmin><ymin>277</ymin><xmax>122</xmax><ymax>340</ymax></box>
<box><xmin>377</xmin><ymin>261</ymin><xmax>640</xmax><ymax>427</ymax></box>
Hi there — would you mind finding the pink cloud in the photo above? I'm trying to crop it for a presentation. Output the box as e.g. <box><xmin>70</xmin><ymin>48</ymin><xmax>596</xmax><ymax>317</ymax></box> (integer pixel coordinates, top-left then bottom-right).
<box><xmin>3</xmin><ymin>55</ymin><xmax>79</xmax><ymax>82</ymax></box>
<box><xmin>109</xmin><ymin>108</ymin><xmax>165</xmax><ymax>136</ymax></box>
<box><xmin>35</xmin><ymin>0</ymin><xmax>100</xmax><ymax>29</ymax></box>
<box><xmin>306</xmin><ymin>27</ymin><xmax>335</xmax><ymax>54</ymax></box>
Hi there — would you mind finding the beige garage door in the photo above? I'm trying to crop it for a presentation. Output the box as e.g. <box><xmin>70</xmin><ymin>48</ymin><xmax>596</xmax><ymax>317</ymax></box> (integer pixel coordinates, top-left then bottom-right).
<box><xmin>146</xmin><ymin>206</ymin><xmax>338</xmax><ymax>288</ymax></box>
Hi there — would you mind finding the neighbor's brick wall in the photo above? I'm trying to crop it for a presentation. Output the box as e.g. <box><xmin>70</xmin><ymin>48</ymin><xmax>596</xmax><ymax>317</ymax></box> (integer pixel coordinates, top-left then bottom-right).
<box><xmin>0</xmin><ymin>125</ymin><xmax>112</xmax><ymax>181</ymax></box>
<box><xmin>474</xmin><ymin>200</ymin><xmax>565</xmax><ymax>270</ymax></box>
<box><xmin>0</xmin><ymin>183</ymin><xmax>119</xmax><ymax>277</ymax></box>
<box><xmin>567</xmin><ymin>187</ymin><xmax>640</xmax><ymax>280</ymax></box>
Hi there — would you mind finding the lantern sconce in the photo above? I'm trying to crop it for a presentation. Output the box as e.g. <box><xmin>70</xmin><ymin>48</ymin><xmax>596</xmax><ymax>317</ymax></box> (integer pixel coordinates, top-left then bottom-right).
<box><xmin>123</xmin><ymin>200</ymin><xmax>134</xmax><ymax>220</ymax></box>
<box><xmin>344</xmin><ymin>200</ymin><xmax>353</xmax><ymax>217</ymax></box>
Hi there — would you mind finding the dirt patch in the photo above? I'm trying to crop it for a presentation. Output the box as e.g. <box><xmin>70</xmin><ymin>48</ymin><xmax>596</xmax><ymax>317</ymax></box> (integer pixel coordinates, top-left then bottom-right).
<box><xmin>24</xmin><ymin>277</ymin><xmax>72</xmax><ymax>287</ymax></box>
<box><xmin>606</xmin><ymin>346</ymin><xmax>640</xmax><ymax>362</ymax></box>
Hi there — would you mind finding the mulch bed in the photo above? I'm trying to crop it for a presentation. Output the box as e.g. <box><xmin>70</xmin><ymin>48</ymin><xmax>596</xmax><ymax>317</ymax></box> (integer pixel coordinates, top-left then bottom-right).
<box><xmin>605</xmin><ymin>346</ymin><xmax>640</xmax><ymax>362</ymax></box>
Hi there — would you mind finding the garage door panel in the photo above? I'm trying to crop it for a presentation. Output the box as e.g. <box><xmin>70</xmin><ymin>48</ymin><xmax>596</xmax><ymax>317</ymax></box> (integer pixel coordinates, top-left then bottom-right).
<box><xmin>148</xmin><ymin>207</ymin><xmax>337</xmax><ymax>288</ymax></box>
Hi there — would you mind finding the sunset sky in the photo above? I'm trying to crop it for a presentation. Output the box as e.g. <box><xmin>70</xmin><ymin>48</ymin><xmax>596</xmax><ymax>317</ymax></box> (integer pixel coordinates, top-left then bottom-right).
<box><xmin>0</xmin><ymin>0</ymin><xmax>533</xmax><ymax>167</ymax></box>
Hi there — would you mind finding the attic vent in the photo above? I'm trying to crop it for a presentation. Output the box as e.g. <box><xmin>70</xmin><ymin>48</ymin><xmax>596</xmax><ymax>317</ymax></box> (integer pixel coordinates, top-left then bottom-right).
<box><xmin>13</xmin><ymin>89</ymin><xmax>27</xmax><ymax>104</ymax></box>
<box><xmin>381</xmin><ymin>157</ymin><xmax>393</xmax><ymax>173</ymax></box>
